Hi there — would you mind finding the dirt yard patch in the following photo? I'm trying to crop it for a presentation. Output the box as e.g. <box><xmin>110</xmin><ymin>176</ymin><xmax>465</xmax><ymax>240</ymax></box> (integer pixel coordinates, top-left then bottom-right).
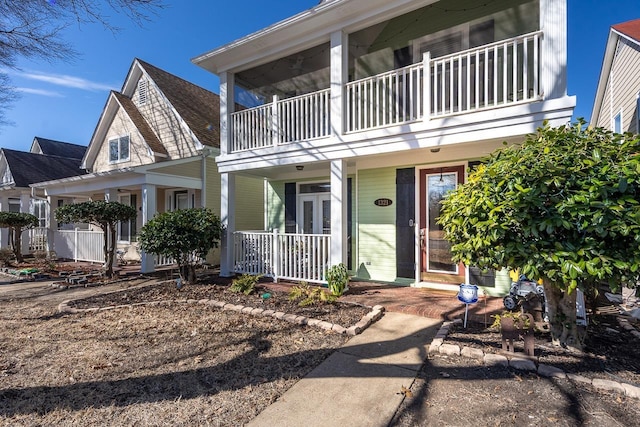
<box><xmin>0</xmin><ymin>278</ymin><xmax>365</xmax><ymax>426</ymax></box>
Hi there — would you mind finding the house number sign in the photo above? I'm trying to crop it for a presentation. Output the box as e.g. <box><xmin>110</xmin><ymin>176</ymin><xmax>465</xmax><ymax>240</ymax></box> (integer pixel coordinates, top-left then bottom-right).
<box><xmin>374</xmin><ymin>198</ymin><xmax>393</xmax><ymax>207</ymax></box>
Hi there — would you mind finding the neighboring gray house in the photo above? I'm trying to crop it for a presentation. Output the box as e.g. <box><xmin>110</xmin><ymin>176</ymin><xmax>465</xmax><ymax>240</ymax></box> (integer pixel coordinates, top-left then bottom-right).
<box><xmin>0</xmin><ymin>137</ymin><xmax>87</xmax><ymax>252</ymax></box>
<box><xmin>591</xmin><ymin>19</ymin><xmax>640</xmax><ymax>132</ymax></box>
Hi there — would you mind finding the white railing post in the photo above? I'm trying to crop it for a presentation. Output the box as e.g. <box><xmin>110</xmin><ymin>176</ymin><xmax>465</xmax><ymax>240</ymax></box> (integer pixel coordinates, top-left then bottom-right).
<box><xmin>272</xmin><ymin>229</ymin><xmax>280</xmax><ymax>283</ymax></box>
<box><xmin>271</xmin><ymin>95</ymin><xmax>280</xmax><ymax>147</ymax></box>
<box><xmin>423</xmin><ymin>51</ymin><xmax>431</xmax><ymax>121</ymax></box>
<box><xmin>73</xmin><ymin>227</ymin><xmax>79</xmax><ymax>262</ymax></box>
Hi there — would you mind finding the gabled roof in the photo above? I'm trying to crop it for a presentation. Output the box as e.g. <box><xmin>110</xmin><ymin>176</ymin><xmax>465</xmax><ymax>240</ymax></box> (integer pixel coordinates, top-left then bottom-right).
<box><xmin>612</xmin><ymin>19</ymin><xmax>640</xmax><ymax>43</ymax></box>
<box><xmin>1</xmin><ymin>148</ymin><xmax>86</xmax><ymax>188</ymax></box>
<box><xmin>111</xmin><ymin>91</ymin><xmax>168</xmax><ymax>156</ymax></box>
<box><xmin>137</xmin><ymin>59</ymin><xmax>220</xmax><ymax>148</ymax></box>
<box><xmin>83</xmin><ymin>59</ymin><xmax>220</xmax><ymax>170</ymax></box>
<box><xmin>590</xmin><ymin>19</ymin><xmax>640</xmax><ymax>125</ymax></box>
<box><xmin>31</xmin><ymin>137</ymin><xmax>86</xmax><ymax>160</ymax></box>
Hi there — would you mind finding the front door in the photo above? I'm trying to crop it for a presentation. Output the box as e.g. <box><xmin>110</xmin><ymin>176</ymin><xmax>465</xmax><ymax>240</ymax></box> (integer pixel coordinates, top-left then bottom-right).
<box><xmin>298</xmin><ymin>194</ymin><xmax>331</xmax><ymax>234</ymax></box>
<box><xmin>396</xmin><ymin>168</ymin><xmax>416</xmax><ymax>278</ymax></box>
<box><xmin>419</xmin><ymin>166</ymin><xmax>465</xmax><ymax>283</ymax></box>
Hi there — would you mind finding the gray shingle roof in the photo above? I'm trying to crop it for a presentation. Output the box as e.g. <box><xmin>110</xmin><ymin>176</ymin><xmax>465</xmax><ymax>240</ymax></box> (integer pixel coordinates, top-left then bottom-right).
<box><xmin>2</xmin><ymin>148</ymin><xmax>87</xmax><ymax>187</ymax></box>
<box><xmin>33</xmin><ymin>137</ymin><xmax>86</xmax><ymax>159</ymax></box>
<box><xmin>138</xmin><ymin>59</ymin><xmax>220</xmax><ymax>148</ymax></box>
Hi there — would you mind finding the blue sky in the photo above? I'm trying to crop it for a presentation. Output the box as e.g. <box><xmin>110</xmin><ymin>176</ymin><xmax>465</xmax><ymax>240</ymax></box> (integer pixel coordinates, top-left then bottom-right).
<box><xmin>1</xmin><ymin>0</ymin><xmax>639</xmax><ymax>151</ymax></box>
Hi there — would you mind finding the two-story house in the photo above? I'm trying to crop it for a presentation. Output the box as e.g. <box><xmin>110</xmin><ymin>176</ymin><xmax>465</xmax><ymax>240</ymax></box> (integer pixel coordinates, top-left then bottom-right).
<box><xmin>193</xmin><ymin>0</ymin><xmax>576</xmax><ymax>294</ymax></box>
<box><xmin>33</xmin><ymin>59</ymin><xmax>264</xmax><ymax>272</ymax></box>
<box><xmin>591</xmin><ymin>19</ymin><xmax>640</xmax><ymax>133</ymax></box>
<box><xmin>0</xmin><ymin>137</ymin><xmax>87</xmax><ymax>254</ymax></box>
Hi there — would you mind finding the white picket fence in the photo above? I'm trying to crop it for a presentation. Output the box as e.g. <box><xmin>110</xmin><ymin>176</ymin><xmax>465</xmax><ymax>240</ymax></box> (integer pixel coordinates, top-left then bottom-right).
<box><xmin>233</xmin><ymin>230</ymin><xmax>331</xmax><ymax>284</ymax></box>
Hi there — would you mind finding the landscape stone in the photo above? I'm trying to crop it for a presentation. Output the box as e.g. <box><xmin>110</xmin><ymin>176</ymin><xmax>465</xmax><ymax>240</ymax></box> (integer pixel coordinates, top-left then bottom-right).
<box><xmin>509</xmin><ymin>357</ymin><xmax>536</xmax><ymax>371</ymax></box>
<box><xmin>438</xmin><ymin>343</ymin><xmax>460</xmax><ymax>356</ymax></box>
<box><xmin>461</xmin><ymin>347</ymin><xmax>484</xmax><ymax>360</ymax></box>
<box><xmin>537</xmin><ymin>364</ymin><xmax>566</xmax><ymax>378</ymax></box>
<box><xmin>592</xmin><ymin>378</ymin><xmax>626</xmax><ymax>394</ymax></box>
<box><xmin>484</xmin><ymin>353</ymin><xmax>509</xmax><ymax>367</ymax></box>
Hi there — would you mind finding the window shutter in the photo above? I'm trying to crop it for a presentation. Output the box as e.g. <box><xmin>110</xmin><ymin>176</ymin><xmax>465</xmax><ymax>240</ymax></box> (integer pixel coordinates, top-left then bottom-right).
<box><xmin>284</xmin><ymin>183</ymin><xmax>296</xmax><ymax>233</ymax></box>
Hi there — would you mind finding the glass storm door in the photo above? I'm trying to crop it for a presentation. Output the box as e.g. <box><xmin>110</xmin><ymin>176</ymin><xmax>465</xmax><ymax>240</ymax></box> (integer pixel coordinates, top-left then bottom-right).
<box><xmin>298</xmin><ymin>194</ymin><xmax>331</xmax><ymax>234</ymax></box>
<box><xmin>419</xmin><ymin>166</ymin><xmax>464</xmax><ymax>278</ymax></box>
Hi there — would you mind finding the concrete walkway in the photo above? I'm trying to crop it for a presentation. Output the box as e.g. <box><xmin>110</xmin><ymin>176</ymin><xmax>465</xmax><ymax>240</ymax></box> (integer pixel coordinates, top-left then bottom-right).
<box><xmin>247</xmin><ymin>312</ymin><xmax>441</xmax><ymax>427</ymax></box>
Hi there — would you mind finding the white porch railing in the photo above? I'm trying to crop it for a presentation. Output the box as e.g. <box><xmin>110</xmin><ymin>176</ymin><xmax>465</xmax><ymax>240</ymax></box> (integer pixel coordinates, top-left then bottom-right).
<box><xmin>231</xmin><ymin>89</ymin><xmax>331</xmax><ymax>152</ymax></box>
<box><xmin>27</xmin><ymin>227</ymin><xmax>48</xmax><ymax>252</ymax></box>
<box><xmin>228</xmin><ymin>31</ymin><xmax>543</xmax><ymax>152</ymax></box>
<box><xmin>54</xmin><ymin>229</ymin><xmax>104</xmax><ymax>263</ymax></box>
<box><xmin>346</xmin><ymin>62</ymin><xmax>424</xmax><ymax>132</ymax></box>
<box><xmin>429</xmin><ymin>31</ymin><xmax>542</xmax><ymax>117</ymax></box>
<box><xmin>233</xmin><ymin>230</ymin><xmax>331</xmax><ymax>284</ymax></box>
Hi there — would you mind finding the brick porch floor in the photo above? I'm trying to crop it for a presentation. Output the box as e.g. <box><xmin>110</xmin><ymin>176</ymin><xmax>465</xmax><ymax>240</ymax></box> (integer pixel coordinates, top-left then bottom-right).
<box><xmin>263</xmin><ymin>279</ymin><xmax>505</xmax><ymax>326</ymax></box>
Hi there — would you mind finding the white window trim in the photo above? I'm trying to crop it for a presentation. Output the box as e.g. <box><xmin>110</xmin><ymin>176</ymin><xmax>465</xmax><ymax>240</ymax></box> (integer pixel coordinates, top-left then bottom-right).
<box><xmin>636</xmin><ymin>93</ymin><xmax>640</xmax><ymax>134</ymax></box>
<box><xmin>108</xmin><ymin>135</ymin><xmax>131</xmax><ymax>164</ymax></box>
<box><xmin>613</xmin><ymin>110</ymin><xmax>623</xmax><ymax>134</ymax></box>
<box><xmin>165</xmin><ymin>188</ymin><xmax>196</xmax><ymax>211</ymax></box>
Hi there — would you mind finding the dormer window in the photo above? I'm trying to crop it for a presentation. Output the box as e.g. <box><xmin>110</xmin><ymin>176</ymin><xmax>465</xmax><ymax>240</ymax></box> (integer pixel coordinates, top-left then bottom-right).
<box><xmin>109</xmin><ymin>135</ymin><xmax>130</xmax><ymax>163</ymax></box>
<box><xmin>137</xmin><ymin>79</ymin><xmax>148</xmax><ymax>106</ymax></box>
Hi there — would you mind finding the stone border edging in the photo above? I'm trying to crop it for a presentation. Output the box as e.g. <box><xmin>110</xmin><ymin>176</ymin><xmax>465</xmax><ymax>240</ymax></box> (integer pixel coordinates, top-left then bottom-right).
<box><xmin>57</xmin><ymin>279</ymin><xmax>385</xmax><ymax>336</ymax></box>
<box><xmin>428</xmin><ymin>318</ymin><xmax>640</xmax><ymax>399</ymax></box>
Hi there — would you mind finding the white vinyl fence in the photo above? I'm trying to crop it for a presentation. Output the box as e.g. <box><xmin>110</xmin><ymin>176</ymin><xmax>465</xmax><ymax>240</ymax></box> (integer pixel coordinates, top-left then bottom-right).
<box><xmin>54</xmin><ymin>229</ymin><xmax>104</xmax><ymax>263</ymax></box>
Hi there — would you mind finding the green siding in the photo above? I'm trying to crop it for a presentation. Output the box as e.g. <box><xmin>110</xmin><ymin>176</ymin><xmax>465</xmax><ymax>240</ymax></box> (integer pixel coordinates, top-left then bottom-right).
<box><xmin>235</xmin><ymin>175</ymin><xmax>265</xmax><ymax>230</ymax></box>
<box><xmin>267</xmin><ymin>181</ymin><xmax>286</xmax><ymax>231</ymax></box>
<box><xmin>356</xmin><ymin>168</ymin><xmax>397</xmax><ymax>282</ymax></box>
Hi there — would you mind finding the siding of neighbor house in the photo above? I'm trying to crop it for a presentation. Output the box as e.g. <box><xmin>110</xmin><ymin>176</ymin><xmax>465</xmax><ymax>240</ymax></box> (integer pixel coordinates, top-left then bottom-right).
<box><xmin>133</xmin><ymin>76</ymin><xmax>201</xmax><ymax>160</ymax></box>
<box><xmin>594</xmin><ymin>37</ymin><xmax>640</xmax><ymax>133</ymax></box>
<box><xmin>266</xmin><ymin>181</ymin><xmax>285</xmax><ymax>232</ymax></box>
<box><xmin>356</xmin><ymin>168</ymin><xmax>397</xmax><ymax>282</ymax></box>
<box><xmin>93</xmin><ymin>107</ymin><xmax>156</xmax><ymax>172</ymax></box>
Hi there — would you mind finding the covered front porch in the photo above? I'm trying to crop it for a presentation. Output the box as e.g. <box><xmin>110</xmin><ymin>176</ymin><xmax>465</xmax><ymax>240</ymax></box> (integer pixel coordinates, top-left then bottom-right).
<box><xmin>30</xmin><ymin>157</ymin><xmax>207</xmax><ymax>273</ymax></box>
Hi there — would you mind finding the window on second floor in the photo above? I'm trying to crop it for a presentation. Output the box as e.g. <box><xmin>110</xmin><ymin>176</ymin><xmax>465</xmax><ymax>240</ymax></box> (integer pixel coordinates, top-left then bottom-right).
<box><xmin>613</xmin><ymin>112</ymin><xmax>622</xmax><ymax>134</ymax></box>
<box><xmin>109</xmin><ymin>136</ymin><xmax>130</xmax><ymax>163</ymax></box>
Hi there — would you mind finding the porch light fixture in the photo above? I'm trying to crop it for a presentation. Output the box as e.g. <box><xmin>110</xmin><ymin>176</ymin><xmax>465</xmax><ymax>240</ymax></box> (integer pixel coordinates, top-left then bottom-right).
<box><xmin>296</xmin><ymin>165</ymin><xmax>304</xmax><ymax>171</ymax></box>
<box><xmin>430</xmin><ymin>147</ymin><xmax>440</xmax><ymax>153</ymax></box>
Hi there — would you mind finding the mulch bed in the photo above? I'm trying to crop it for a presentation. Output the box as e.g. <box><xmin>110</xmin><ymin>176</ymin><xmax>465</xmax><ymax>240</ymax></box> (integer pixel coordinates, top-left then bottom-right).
<box><xmin>444</xmin><ymin>313</ymin><xmax>640</xmax><ymax>385</ymax></box>
<box><xmin>67</xmin><ymin>276</ymin><xmax>371</xmax><ymax>329</ymax></box>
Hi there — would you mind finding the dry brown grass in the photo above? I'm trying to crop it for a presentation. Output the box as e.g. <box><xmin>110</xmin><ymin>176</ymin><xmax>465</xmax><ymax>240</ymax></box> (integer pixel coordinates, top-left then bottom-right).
<box><xmin>0</xmin><ymin>285</ymin><xmax>351</xmax><ymax>426</ymax></box>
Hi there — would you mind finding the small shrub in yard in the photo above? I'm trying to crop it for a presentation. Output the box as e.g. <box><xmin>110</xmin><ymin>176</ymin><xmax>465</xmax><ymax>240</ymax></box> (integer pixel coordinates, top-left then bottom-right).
<box><xmin>490</xmin><ymin>311</ymin><xmax>533</xmax><ymax>331</ymax></box>
<box><xmin>289</xmin><ymin>282</ymin><xmax>337</xmax><ymax>306</ymax></box>
<box><xmin>326</xmin><ymin>263</ymin><xmax>349</xmax><ymax>296</ymax></box>
<box><xmin>230</xmin><ymin>274</ymin><xmax>262</xmax><ymax>295</ymax></box>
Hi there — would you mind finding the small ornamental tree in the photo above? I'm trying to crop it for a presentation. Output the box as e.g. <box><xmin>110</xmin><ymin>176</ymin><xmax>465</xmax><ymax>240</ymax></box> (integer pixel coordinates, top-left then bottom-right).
<box><xmin>439</xmin><ymin>121</ymin><xmax>640</xmax><ymax>350</ymax></box>
<box><xmin>55</xmin><ymin>201</ymin><xmax>137</xmax><ymax>278</ymax></box>
<box><xmin>0</xmin><ymin>212</ymin><xmax>38</xmax><ymax>263</ymax></box>
<box><xmin>138</xmin><ymin>208</ymin><xmax>223</xmax><ymax>286</ymax></box>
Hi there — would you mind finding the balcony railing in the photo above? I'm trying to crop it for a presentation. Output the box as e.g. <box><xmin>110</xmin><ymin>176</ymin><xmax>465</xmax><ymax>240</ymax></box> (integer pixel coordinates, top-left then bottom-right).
<box><xmin>228</xmin><ymin>31</ymin><xmax>543</xmax><ymax>154</ymax></box>
<box><xmin>231</xmin><ymin>89</ymin><xmax>331</xmax><ymax>152</ymax></box>
<box><xmin>233</xmin><ymin>230</ymin><xmax>331</xmax><ymax>284</ymax></box>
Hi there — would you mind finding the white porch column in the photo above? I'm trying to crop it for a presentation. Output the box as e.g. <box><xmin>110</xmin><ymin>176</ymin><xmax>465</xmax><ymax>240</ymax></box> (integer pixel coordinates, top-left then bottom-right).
<box><xmin>540</xmin><ymin>0</ymin><xmax>568</xmax><ymax>99</ymax></box>
<box><xmin>140</xmin><ymin>184</ymin><xmax>157</xmax><ymax>273</ymax></box>
<box><xmin>330</xmin><ymin>159</ymin><xmax>347</xmax><ymax>267</ymax></box>
<box><xmin>0</xmin><ymin>196</ymin><xmax>7</xmax><ymax>248</ymax></box>
<box><xmin>220</xmin><ymin>172</ymin><xmax>236</xmax><ymax>277</ymax></box>
<box><xmin>330</xmin><ymin>30</ymin><xmax>348</xmax><ymax>137</ymax></box>
<box><xmin>20</xmin><ymin>193</ymin><xmax>31</xmax><ymax>254</ymax></box>
<box><xmin>104</xmin><ymin>188</ymin><xmax>117</xmax><ymax>202</ymax></box>
<box><xmin>47</xmin><ymin>196</ymin><xmax>58</xmax><ymax>253</ymax></box>
<box><xmin>220</xmin><ymin>71</ymin><xmax>235</xmax><ymax>156</ymax></box>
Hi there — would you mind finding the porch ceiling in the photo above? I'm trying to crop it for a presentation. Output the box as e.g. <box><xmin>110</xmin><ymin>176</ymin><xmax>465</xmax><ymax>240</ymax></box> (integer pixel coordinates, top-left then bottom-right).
<box><xmin>192</xmin><ymin>0</ymin><xmax>438</xmax><ymax>74</ymax></box>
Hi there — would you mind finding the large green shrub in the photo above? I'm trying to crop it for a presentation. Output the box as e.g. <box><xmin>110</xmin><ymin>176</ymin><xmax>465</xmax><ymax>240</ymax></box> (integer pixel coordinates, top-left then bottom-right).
<box><xmin>138</xmin><ymin>208</ymin><xmax>223</xmax><ymax>286</ymax></box>
<box><xmin>439</xmin><ymin>121</ymin><xmax>640</xmax><ymax>349</ymax></box>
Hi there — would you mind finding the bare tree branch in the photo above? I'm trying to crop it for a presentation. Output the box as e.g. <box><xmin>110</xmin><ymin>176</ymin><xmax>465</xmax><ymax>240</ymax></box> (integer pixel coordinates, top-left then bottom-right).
<box><xmin>0</xmin><ymin>0</ymin><xmax>165</xmax><ymax>132</ymax></box>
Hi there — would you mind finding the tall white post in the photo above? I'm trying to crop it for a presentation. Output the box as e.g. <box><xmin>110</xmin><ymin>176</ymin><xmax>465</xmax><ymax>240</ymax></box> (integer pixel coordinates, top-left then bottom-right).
<box><xmin>220</xmin><ymin>172</ymin><xmax>236</xmax><ymax>277</ymax></box>
<box><xmin>47</xmin><ymin>196</ymin><xmax>58</xmax><ymax>253</ymax></box>
<box><xmin>540</xmin><ymin>0</ymin><xmax>568</xmax><ymax>99</ymax></box>
<box><xmin>0</xmin><ymin>196</ymin><xmax>7</xmax><ymax>248</ymax></box>
<box><xmin>140</xmin><ymin>184</ymin><xmax>157</xmax><ymax>273</ymax></box>
<box><xmin>330</xmin><ymin>159</ymin><xmax>347</xmax><ymax>267</ymax></box>
<box><xmin>220</xmin><ymin>71</ymin><xmax>235</xmax><ymax>156</ymax></box>
<box><xmin>330</xmin><ymin>30</ymin><xmax>348</xmax><ymax>138</ymax></box>
<box><xmin>20</xmin><ymin>193</ymin><xmax>31</xmax><ymax>255</ymax></box>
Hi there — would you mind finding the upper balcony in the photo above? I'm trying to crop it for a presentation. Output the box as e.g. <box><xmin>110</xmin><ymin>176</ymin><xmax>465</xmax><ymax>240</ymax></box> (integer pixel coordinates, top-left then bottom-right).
<box><xmin>230</xmin><ymin>31</ymin><xmax>542</xmax><ymax>154</ymax></box>
<box><xmin>194</xmin><ymin>0</ymin><xmax>574</xmax><ymax>170</ymax></box>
